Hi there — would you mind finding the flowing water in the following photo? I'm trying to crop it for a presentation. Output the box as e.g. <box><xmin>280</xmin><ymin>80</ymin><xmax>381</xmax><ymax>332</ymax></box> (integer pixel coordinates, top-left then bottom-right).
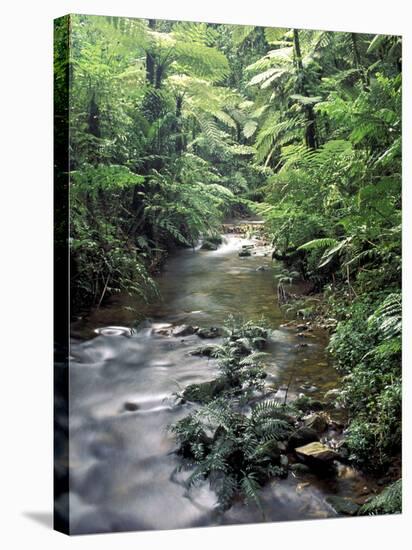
<box><xmin>65</xmin><ymin>225</ymin><xmax>372</xmax><ymax>534</ymax></box>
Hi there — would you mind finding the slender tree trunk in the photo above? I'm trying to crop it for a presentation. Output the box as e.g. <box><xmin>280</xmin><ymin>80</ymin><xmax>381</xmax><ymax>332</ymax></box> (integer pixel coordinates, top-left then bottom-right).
<box><xmin>351</xmin><ymin>33</ymin><xmax>369</xmax><ymax>90</ymax></box>
<box><xmin>145</xmin><ymin>19</ymin><xmax>156</xmax><ymax>85</ymax></box>
<box><xmin>293</xmin><ymin>29</ymin><xmax>317</xmax><ymax>149</ymax></box>
<box><xmin>175</xmin><ymin>94</ymin><xmax>184</xmax><ymax>154</ymax></box>
<box><xmin>88</xmin><ymin>92</ymin><xmax>101</xmax><ymax>164</ymax></box>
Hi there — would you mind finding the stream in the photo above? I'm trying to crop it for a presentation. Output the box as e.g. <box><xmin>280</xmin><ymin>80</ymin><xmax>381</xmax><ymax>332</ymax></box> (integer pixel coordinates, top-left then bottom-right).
<box><xmin>65</xmin><ymin>222</ymin><xmax>373</xmax><ymax>534</ymax></box>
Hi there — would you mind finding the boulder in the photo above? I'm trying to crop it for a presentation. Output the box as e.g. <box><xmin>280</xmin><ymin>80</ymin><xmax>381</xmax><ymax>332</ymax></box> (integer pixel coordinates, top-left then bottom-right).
<box><xmin>189</xmin><ymin>345</ymin><xmax>217</xmax><ymax>357</ymax></box>
<box><xmin>300</xmin><ymin>384</ymin><xmax>318</xmax><ymax>393</ymax></box>
<box><xmin>287</xmin><ymin>427</ymin><xmax>319</xmax><ymax>450</ymax></box>
<box><xmin>280</xmin><ymin>454</ymin><xmax>289</xmax><ymax>468</ymax></box>
<box><xmin>303</xmin><ymin>413</ymin><xmax>328</xmax><ymax>434</ymax></box>
<box><xmin>123</xmin><ymin>402</ymin><xmax>139</xmax><ymax>412</ymax></box>
<box><xmin>293</xmin><ymin>395</ymin><xmax>325</xmax><ymax>412</ymax></box>
<box><xmin>290</xmin><ymin>463</ymin><xmax>311</xmax><ymax>475</ymax></box>
<box><xmin>172</xmin><ymin>324</ymin><xmax>196</xmax><ymax>337</ymax></box>
<box><xmin>295</xmin><ymin>442</ymin><xmax>339</xmax><ymax>463</ymax></box>
<box><xmin>238</xmin><ymin>249</ymin><xmax>251</xmax><ymax>257</ymax></box>
<box><xmin>201</xmin><ymin>241</ymin><xmax>218</xmax><ymax>251</ymax></box>
<box><xmin>326</xmin><ymin>496</ymin><xmax>359</xmax><ymax>516</ymax></box>
<box><xmin>154</xmin><ymin>328</ymin><xmax>171</xmax><ymax>336</ymax></box>
<box><xmin>277</xmin><ymin>441</ymin><xmax>287</xmax><ymax>452</ymax></box>
<box><xmin>197</xmin><ymin>326</ymin><xmax>223</xmax><ymax>339</ymax></box>
<box><xmin>152</xmin><ymin>322</ymin><xmax>173</xmax><ymax>336</ymax></box>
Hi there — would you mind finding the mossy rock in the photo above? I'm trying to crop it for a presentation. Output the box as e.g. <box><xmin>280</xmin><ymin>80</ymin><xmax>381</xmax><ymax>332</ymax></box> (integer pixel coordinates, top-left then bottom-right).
<box><xmin>287</xmin><ymin>427</ymin><xmax>319</xmax><ymax>450</ymax></box>
<box><xmin>292</xmin><ymin>395</ymin><xmax>325</xmax><ymax>413</ymax></box>
<box><xmin>290</xmin><ymin>462</ymin><xmax>311</xmax><ymax>475</ymax></box>
<box><xmin>295</xmin><ymin>442</ymin><xmax>339</xmax><ymax>463</ymax></box>
<box><xmin>189</xmin><ymin>345</ymin><xmax>217</xmax><ymax>357</ymax></box>
<box><xmin>197</xmin><ymin>326</ymin><xmax>223</xmax><ymax>339</ymax></box>
<box><xmin>182</xmin><ymin>378</ymin><xmax>230</xmax><ymax>404</ymax></box>
<box><xmin>201</xmin><ymin>240</ymin><xmax>218</xmax><ymax>251</ymax></box>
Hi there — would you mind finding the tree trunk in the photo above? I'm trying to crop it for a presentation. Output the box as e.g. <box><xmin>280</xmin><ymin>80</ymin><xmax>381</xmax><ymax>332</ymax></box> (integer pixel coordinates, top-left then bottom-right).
<box><xmin>351</xmin><ymin>33</ymin><xmax>369</xmax><ymax>90</ymax></box>
<box><xmin>175</xmin><ymin>94</ymin><xmax>184</xmax><ymax>154</ymax></box>
<box><xmin>293</xmin><ymin>29</ymin><xmax>318</xmax><ymax>149</ymax></box>
<box><xmin>145</xmin><ymin>19</ymin><xmax>156</xmax><ymax>85</ymax></box>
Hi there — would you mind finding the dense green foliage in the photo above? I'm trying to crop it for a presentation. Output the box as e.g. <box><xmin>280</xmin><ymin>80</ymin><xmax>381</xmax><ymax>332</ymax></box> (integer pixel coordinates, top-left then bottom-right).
<box><xmin>67</xmin><ymin>15</ymin><xmax>258</xmax><ymax>312</ymax></box>
<box><xmin>61</xmin><ymin>16</ymin><xmax>401</xmax><ymax>509</ymax></box>
<box><xmin>181</xmin><ymin>316</ymin><xmax>269</xmax><ymax>404</ymax></box>
<box><xmin>328</xmin><ymin>293</ymin><xmax>401</xmax><ymax>470</ymax></box>
<box><xmin>240</xmin><ymin>28</ymin><xmax>401</xmax><ymax>482</ymax></box>
<box><xmin>360</xmin><ymin>479</ymin><xmax>402</xmax><ymax>515</ymax></box>
<box><xmin>172</xmin><ymin>318</ymin><xmax>293</xmax><ymax>510</ymax></box>
<box><xmin>172</xmin><ymin>397</ymin><xmax>291</xmax><ymax>512</ymax></box>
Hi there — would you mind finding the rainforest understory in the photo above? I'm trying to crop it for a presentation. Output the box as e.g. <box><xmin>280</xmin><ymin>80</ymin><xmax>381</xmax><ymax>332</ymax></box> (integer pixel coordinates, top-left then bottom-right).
<box><xmin>56</xmin><ymin>16</ymin><xmax>402</xmax><ymax>517</ymax></box>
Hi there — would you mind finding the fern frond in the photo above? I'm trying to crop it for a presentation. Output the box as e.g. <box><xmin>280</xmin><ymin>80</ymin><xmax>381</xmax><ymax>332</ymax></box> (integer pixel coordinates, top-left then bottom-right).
<box><xmin>298</xmin><ymin>238</ymin><xmax>339</xmax><ymax>251</ymax></box>
<box><xmin>361</xmin><ymin>479</ymin><xmax>401</xmax><ymax>515</ymax></box>
<box><xmin>239</xmin><ymin>352</ymin><xmax>268</xmax><ymax>365</ymax></box>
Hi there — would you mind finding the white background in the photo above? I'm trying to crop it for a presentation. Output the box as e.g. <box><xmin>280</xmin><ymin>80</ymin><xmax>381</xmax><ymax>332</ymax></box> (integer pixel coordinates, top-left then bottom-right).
<box><xmin>0</xmin><ymin>0</ymin><xmax>410</xmax><ymax>548</ymax></box>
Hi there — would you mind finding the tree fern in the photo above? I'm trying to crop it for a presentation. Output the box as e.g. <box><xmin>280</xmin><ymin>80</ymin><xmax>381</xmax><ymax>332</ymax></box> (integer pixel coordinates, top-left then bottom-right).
<box><xmin>297</xmin><ymin>238</ymin><xmax>339</xmax><ymax>251</ymax></box>
<box><xmin>368</xmin><ymin>293</ymin><xmax>402</xmax><ymax>340</ymax></box>
<box><xmin>360</xmin><ymin>479</ymin><xmax>402</xmax><ymax>515</ymax></box>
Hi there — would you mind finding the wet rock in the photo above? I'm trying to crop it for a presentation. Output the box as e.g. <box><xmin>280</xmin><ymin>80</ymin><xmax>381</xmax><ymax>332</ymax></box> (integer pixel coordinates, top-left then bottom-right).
<box><xmin>259</xmin><ymin>439</ymin><xmax>282</xmax><ymax>461</ymax></box>
<box><xmin>293</xmin><ymin>395</ymin><xmax>325</xmax><ymax>412</ymax></box>
<box><xmin>274</xmin><ymin>386</ymin><xmax>288</xmax><ymax>402</ymax></box>
<box><xmin>207</xmin><ymin>235</ymin><xmax>223</xmax><ymax>245</ymax></box>
<box><xmin>303</xmin><ymin>413</ymin><xmax>328</xmax><ymax>434</ymax></box>
<box><xmin>296</xmin><ymin>342</ymin><xmax>309</xmax><ymax>348</ymax></box>
<box><xmin>287</xmin><ymin>427</ymin><xmax>319</xmax><ymax>450</ymax></box>
<box><xmin>189</xmin><ymin>345</ymin><xmax>217</xmax><ymax>357</ymax></box>
<box><xmin>290</xmin><ymin>463</ymin><xmax>311</xmax><ymax>475</ymax></box>
<box><xmin>197</xmin><ymin>326</ymin><xmax>223</xmax><ymax>339</ymax></box>
<box><xmin>324</xmin><ymin>388</ymin><xmax>341</xmax><ymax>401</ymax></box>
<box><xmin>326</xmin><ymin>496</ymin><xmax>359</xmax><ymax>516</ymax></box>
<box><xmin>277</xmin><ymin>441</ymin><xmax>287</xmax><ymax>452</ymax></box>
<box><xmin>300</xmin><ymin>383</ymin><xmax>318</xmax><ymax>393</ymax></box>
<box><xmin>376</xmin><ymin>476</ymin><xmax>392</xmax><ymax>486</ymax></box>
<box><xmin>123</xmin><ymin>402</ymin><xmax>139</xmax><ymax>412</ymax></box>
<box><xmin>280</xmin><ymin>455</ymin><xmax>289</xmax><ymax>468</ymax></box>
<box><xmin>172</xmin><ymin>325</ymin><xmax>196</xmax><ymax>337</ymax></box>
<box><xmin>238</xmin><ymin>249</ymin><xmax>251</xmax><ymax>257</ymax></box>
<box><xmin>201</xmin><ymin>241</ymin><xmax>218</xmax><ymax>251</ymax></box>
<box><xmin>328</xmin><ymin>416</ymin><xmax>345</xmax><ymax>430</ymax></box>
<box><xmin>155</xmin><ymin>328</ymin><xmax>171</xmax><ymax>336</ymax></box>
<box><xmin>256</xmin><ymin>265</ymin><xmax>267</xmax><ymax>271</ymax></box>
<box><xmin>295</xmin><ymin>442</ymin><xmax>339</xmax><ymax>463</ymax></box>
<box><xmin>152</xmin><ymin>322</ymin><xmax>173</xmax><ymax>336</ymax></box>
